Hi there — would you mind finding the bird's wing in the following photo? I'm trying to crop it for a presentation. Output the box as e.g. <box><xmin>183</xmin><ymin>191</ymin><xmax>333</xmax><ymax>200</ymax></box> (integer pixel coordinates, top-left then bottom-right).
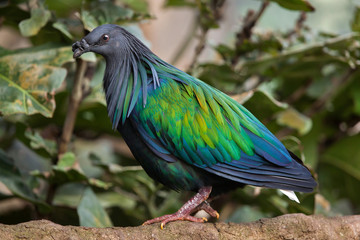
<box><xmin>131</xmin><ymin>78</ymin><xmax>316</xmax><ymax>192</ymax></box>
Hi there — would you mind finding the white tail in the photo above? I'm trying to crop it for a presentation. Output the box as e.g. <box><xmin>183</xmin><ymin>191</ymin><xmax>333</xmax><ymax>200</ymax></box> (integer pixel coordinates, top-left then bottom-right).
<box><xmin>279</xmin><ymin>190</ymin><xmax>300</xmax><ymax>203</ymax></box>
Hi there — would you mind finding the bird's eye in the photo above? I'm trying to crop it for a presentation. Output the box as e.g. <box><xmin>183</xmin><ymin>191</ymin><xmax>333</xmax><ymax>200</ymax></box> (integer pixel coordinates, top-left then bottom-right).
<box><xmin>102</xmin><ymin>34</ymin><xmax>109</xmax><ymax>42</ymax></box>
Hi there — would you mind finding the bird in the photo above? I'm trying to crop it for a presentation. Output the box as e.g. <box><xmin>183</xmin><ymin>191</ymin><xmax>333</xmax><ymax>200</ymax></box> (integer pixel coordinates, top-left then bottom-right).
<box><xmin>72</xmin><ymin>24</ymin><xmax>317</xmax><ymax>229</ymax></box>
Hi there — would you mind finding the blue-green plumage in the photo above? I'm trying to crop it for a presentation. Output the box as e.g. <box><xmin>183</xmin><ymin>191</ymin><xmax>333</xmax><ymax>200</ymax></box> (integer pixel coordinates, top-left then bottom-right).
<box><xmin>122</xmin><ymin>72</ymin><xmax>315</xmax><ymax>193</ymax></box>
<box><xmin>72</xmin><ymin>24</ymin><xmax>317</xmax><ymax>225</ymax></box>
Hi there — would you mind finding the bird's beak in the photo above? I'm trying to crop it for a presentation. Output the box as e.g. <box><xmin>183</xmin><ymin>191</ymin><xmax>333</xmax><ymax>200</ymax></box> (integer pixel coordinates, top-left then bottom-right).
<box><xmin>72</xmin><ymin>39</ymin><xmax>91</xmax><ymax>58</ymax></box>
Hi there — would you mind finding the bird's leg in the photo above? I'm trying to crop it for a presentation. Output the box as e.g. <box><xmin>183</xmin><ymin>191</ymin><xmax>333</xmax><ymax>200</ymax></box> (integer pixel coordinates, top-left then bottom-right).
<box><xmin>191</xmin><ymin>201</ymin><xmax>220</xmax><ymax>219</ymax></box>
<box><xmin>143</xmin><ymin>186</ymin><xmax>212</xmax><ymax>229</ymax></box>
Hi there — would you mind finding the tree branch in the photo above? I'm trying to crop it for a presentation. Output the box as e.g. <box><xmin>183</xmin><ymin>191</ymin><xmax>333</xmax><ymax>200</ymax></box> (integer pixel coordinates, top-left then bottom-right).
<box><xmin>231</xmin><ymin>1</ymin><xmax>269</xmax><ymax>67</ymax></box>
<box><xmin>276</xmin><ymin>68</ymin><xmax>356</xmax><ymax>139</ymax></box>
<box><xmin>304</xmin><ymin>68</ymin><xmax>355</xmax><ymax>117</ymax></box>
<box><xmin>58</xmin><ymin>59</ymin><xmax>87</xmax><ymax>156</ymax></box>
<box><xmin>187</xmin><ymin>28</ymin><xmax>208</xmax><ymax>73</ymax></box>
<box><xmin>286</xmin><ymin>12</ymin><xmax>307</xmax><ymax>39</ymax></box>
<box><xmin>0</xmin><ymin>214</ymin><xmax>359</xmax><ymax>239</ymax></box>
<box><xmin>187</xmin><ymin>0</ymin><xmax>226</xmax><ymax>73</ymax></box>
<box><xmin>46</xmin><ymin>59</ymin><xmax>94</xmax><ymax>210</ymax></box>
<box><xmin>284</xmin><ymin>78</ymin><xmax>313</xmax><ymax>104</ymax></box>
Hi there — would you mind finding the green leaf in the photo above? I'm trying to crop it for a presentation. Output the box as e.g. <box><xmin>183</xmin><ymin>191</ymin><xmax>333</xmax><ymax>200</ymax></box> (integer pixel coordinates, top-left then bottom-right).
<box><xmin>277</xmin><ymin>108</ymin><xmax>312</xmax><ymax>135</ymax></box>
<box><xmin>243</xmin><ymin>33</ymin><xmax>360</xmax><ymax>79</ymax></box>
<box><xmin>121</xmin><ymin>0</ymin><xmax>148</xmax><ymax>13</ymax></box>
<box><xmin>266</xmin><ymin>0</ymin><xmax>315</xmax><ymax>12</ymax></box>
<box><xmin>88</xmin><ymin>178</ymin><xmax>112</xmax><ymax>190</ymax></box>
<box><xmin>81</xmin><ymin>9</ymin><xmax>98</xmax><ymax>31</ymax></box>
<box><xmin>281</xmin><ymin>136</ymin><xmax>305</xmax><ymax>162</ymax></box>
<box><xmin>34</xmin><ymin>167</ymin><xmax>88</xmax><ymax>184</ymax></box>
<box><xmin>0</xmin><ymin>46</ymin><xmax>73</xmax><ymax>117</ymax></box>
<box><xmin>34</xmin><ymin>151</ymin><xmax>113</xmax><ymax>189</ymax></box>
<box><xmin>52</xmin><ymin>21</ymin><xmax>73</xmax><ymax>39</ymax></box>
<box><xmin>25</xmin><ymin>130</ymin><xmax>57</xmax><ymax>157</ymax></box>
<box><xmin>319</xmin><ymin>135</ymin><xmax>360</xmax><ymax>205</ymax></box>
<box><xmin>239</xmin><ymin>90</ymin><xmax>288</xmax><ymax>120</ymax></box>
<box><xmin>321</xmin><ymin>135</ymin><xmax>360</xmax><ymax>181</ymax></box>
<box><xmin>165</xmin><ymin>0</ymin><xmax>196</xmax><ymax>7</ymax></box>
<box><xmin>0</xmin><ymin>149</ymin><xmax>50</xmax><ymax>210</ymax></box>
<box><xmin>57</xmin><ymin>152</ymin><xmax>76</xmax><ymax>169</ymax></box>
<box><xmin>351</xmin><ymin>78</ymin><xmax>360</xmax><ymax>115</ymax></box>
<box><xmin>97</xmin><ymin>191</ymin><xmax>136</xmax><ymax>210</ymax></box>
<box><xmin>19</xmin><ymin>7</ymin><xmax>51</xmax><ymax>37</ymax></box>
<box><xmin>198</xmin><ymin>63</ymin><xmax>244</xmax><ymax>90</ymax></box>
<box><xmin>53</xmin><ymin>183</ymin><xmax>85</xmax><ymax>208</ymax></box>
<box><xmin>197</xmin><ymin>0</ymin><xmax>220</xmax><ymax>29</ymax></box>
<box><xmin>298</xmin><ymin>117</ymin><xmax>323</xmax><ymax>169</ymax></box>
<box><xmin>81</xmin><ymin>2</ymin><xmax>137</xmax><ymax>32</ymax></box>
<box><xmin>79</xmin><ymin>52</ymin><xmax>97</xmax><ymax>62</ymax></box>
<box><xmin>351</xmin><ymin>7</ymin><xmax>360</xmax><ymax>32</ymax></box>
<box><xmin>83</xmin><ymin>61</ymin><xmax>106</xmax><ymax>106</ymax></box>
<box><xmin>33</xmin><ymin>151</ymin><xmax>88</xmax><ymax>184</ymax></box>
<box><xmin>84</xmin><ymin>84</ymin><xmax>106</xmax><ymax>106</ymax></box>
<box><xmin>51</xmin><ymin>152</ymin><xmax>88</xmax><ymax>183</ymax></box>
<box><xmin>77</xmin><ymin>187</ymin><xmax>113</xmax><ymax>227</ymax></box>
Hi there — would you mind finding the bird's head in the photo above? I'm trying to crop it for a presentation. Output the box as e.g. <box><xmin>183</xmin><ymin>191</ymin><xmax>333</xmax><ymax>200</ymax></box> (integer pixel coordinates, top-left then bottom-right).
<box><xmin>72</xmin><ymin>24</ymin><xmax>144</xmax><ymax>60</ymax></box>
<box><xmin>72</xmin><ymin>24</ymin><xmax>162</xmax><ymax>129</ymax></box>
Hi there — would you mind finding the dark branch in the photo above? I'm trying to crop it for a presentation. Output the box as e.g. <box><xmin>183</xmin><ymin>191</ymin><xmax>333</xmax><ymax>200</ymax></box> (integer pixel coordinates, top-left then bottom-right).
<box><xmin>285</xmin><ymin>78</ymin><xmax>313</xmax><ymax>104</ymax></box>
<box><xmin>276</xmin><ymin>68</ymin><xmax>357</xmax><ymax>138</ymax></box>
<box><xmin>305</xmin><ymin>68</ymin><xmax>356</xmax><ymax>117</ymax></box>
<box><xmin>232</xmin><ymin>1</ymin><xmax>270</xmax><ymax>67</ymax></box>
<box><xmin>58</xmin><ymin>59</ymin><xmax>87</xmax><ymax>156</ymax></box>
<box><xmin>187</xmin><ymin>0</ymin><xmax>226</xmax><ymax>73</ymax></box>
<box><xmin>187</xmin><ymin>28</ymin><xmax>209</xmax><ymax>73</ymax></box>
<box><xmin>286</xmin><ymin>12</ymin><xmax>307</xmax><ymax>39</ymax></box>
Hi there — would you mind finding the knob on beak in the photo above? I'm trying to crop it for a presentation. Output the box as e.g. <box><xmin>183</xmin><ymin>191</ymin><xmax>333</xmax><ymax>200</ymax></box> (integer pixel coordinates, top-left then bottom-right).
<box><xmin>72</xmin><ymin>39</ymin><xmax>90</xmax><ymax>58</ymax></box>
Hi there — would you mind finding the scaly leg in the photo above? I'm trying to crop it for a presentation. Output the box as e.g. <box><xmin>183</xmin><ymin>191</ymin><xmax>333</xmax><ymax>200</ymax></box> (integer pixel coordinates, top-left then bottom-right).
<box><xmin>143</xmin><ymin>186</ymin><xmax>213</xmax><ymax>229</ymax></box>
<box><xmin>192</xmin><ymin>201</ymin><xmax>220</xmax><ymax>219</ymax></box>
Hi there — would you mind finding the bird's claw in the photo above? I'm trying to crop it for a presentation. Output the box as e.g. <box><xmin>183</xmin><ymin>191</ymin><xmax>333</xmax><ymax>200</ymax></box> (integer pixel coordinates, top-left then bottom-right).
<box><xmin>143</xmin><ymin>187</ymin><xmax>215</xmax><ymax>229</ymax></box>
<box><xmin>195</xmin><ymin>201</ymin><xmax>220</xmax><ymax>219</ymax></box>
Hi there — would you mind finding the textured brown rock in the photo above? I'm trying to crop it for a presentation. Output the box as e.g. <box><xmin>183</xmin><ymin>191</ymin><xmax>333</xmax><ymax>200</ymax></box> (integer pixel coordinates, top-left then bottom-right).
<box><xmin>0</xmin><ymin>214</ymin><xmax>359</xmax><ymax>240</ymax></box>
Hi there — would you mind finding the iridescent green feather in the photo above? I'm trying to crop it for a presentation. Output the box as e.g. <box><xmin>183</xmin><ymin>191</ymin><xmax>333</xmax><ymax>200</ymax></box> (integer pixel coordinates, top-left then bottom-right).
<box><xmin>127</xmin><ymin>54</ymin><xmax>294</xmax><ymax>170</ymax></box>
<box><xmin>122</xmin><ymin>75</ymin><xmax>133</xmax><ymax>123</ymax></box>
<box><xmin>133</xmin><ymin>77</ymin><xmax>264</xmax><ymax>168</ymax></box>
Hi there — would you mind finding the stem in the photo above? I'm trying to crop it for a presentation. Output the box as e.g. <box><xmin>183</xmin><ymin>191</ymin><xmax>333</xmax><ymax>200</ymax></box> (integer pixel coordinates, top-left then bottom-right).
<box><xmin>285</xmin><ymin>78</ymin><xmax>313</xmax><ymax>104</ymax></box>
<box><xmin>187</xmin><ymin>0</ymin><xmax>226</xmax><ymax>73</ymax></box>
<box><xmin>286</xmin><ymin>12</ymin><xmax>307</xmax><ymax>39</ymax></box>
<box><xmin>187</xmin><ymin>28</ymin><xmax>209</xmax><ymax>73</ymax></box>
<box><xmin>305</xmin><ymin>68</ymin><xmax>355</xmax><ymax>117</ymax></box>
<box><xmin>43</xmin><ymin>59</ymin><xmax>87</xmax><ymax>212</ymax></box>
<box><xmin>276</xmin><ymin>68</ymin><xmax>356</xmax><ymax>138</ymax></box>
<box><xmin>232</xmin><ymin>1</ymin><xmax>269</xmax><ymax>67</ymax></box>
<box><xmin>58</xmin><ymin>59</ymin><xmax>87</xmax><ymax>156</ymax></box>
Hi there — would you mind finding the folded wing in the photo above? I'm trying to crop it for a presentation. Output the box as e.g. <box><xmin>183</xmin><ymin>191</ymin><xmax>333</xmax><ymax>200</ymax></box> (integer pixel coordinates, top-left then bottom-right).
<box><xmin>131</xmin><ymin>78</ymin><xmax>317</xmax><ymax>193</ymax></box>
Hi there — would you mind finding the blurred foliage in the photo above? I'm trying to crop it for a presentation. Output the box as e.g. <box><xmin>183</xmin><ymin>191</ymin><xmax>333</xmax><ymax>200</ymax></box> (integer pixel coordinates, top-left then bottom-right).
<box><xmin>0</xmin><ymin>0</ymin><xmax>359</xmax><ymax>228</ymax></box>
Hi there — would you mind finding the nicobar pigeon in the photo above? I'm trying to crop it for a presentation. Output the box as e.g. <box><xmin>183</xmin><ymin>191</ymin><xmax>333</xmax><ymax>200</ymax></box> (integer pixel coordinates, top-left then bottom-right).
<box><xmin>72</xmin><ymin>24</ymin><xmax>317</xmax><ymax>228</ymax></box>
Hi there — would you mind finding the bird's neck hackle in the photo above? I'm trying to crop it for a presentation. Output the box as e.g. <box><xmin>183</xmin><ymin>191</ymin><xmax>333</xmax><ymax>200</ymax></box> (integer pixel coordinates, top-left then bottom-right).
<box><xmin>102</xmin><ymin>36</ymin><xmax>192</xmax><ymax>130</ymax></box>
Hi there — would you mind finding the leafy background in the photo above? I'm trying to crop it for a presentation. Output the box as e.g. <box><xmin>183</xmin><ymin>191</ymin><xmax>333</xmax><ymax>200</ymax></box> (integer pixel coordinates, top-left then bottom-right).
<box><xmin>0</xmin><ymin>0</ymin><xmax>359</xmax><ymax>227</ymax></box>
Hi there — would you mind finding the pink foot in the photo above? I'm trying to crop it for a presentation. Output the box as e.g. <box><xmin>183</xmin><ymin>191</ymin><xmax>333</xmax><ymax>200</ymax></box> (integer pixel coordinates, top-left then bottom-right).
<box><xmin>142</xmin><ymin>186</ymin><xmax>214</xmax><ymax>229</ymax></box>
<box><xmin>194</xmin><ymin>201</ymin><xmax>220</xmax><ymax>219</ymax></box>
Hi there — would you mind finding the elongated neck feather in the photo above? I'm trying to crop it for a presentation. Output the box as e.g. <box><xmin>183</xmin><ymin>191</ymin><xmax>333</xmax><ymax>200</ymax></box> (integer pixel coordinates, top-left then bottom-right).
<box><xmin>103</xmin><ymin>38</ymin><xmax>192</xmax><ymax>130</ymax></box>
